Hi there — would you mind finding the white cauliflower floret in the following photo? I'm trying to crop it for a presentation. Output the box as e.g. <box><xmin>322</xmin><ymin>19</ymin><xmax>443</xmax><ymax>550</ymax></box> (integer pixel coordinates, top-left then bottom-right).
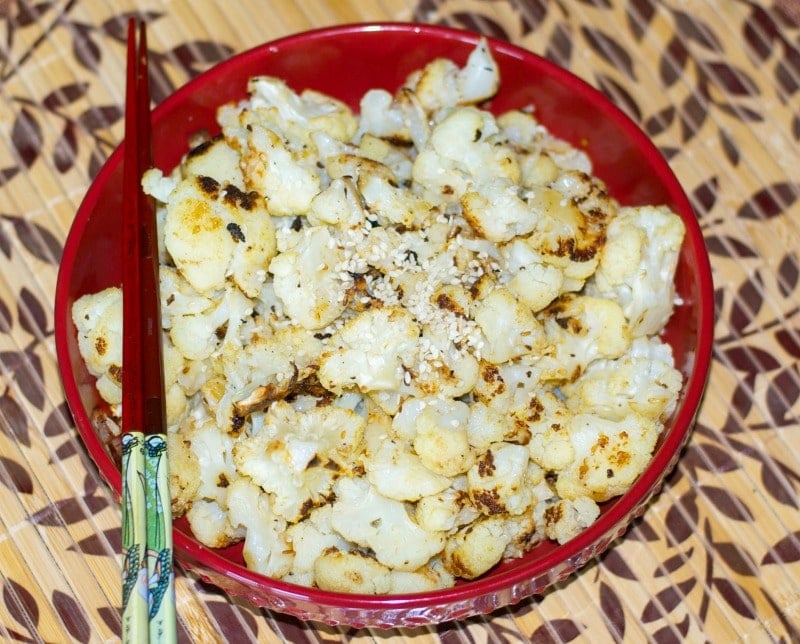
<box><xmin>217</xmin><ymin>326</ymin><xmax>324</xmax><ymax>414</ymax></box>
<box><xmin>589</xmin><ymin>205</ymin><xmax>685</xmax><ymax>336</ymax></box>
<box><xmin>169</xmin><ymin>287</ymin><xmax>252</xmax><ymax>362</ymax></box>
<box><xmin>502</xmin><ymin>237</ymin><xmax>564</xmax><ymax>312</ymax></box>
<box><xmin>409</xmin><ymin>37</ymin><xmax>499</xmax><ymax>113</ymax></box>
<box><xmin>185</xmin><ymin>416</ymin><xmax>238</xmax><ymax>506</ymax></box>
<box><xmin>180</xmin><ymin>135</ymin><xmax>245</xmax><ymax>189</ymax></box>
<box><xmin>357</xmin><ymin>133</ymin><xmax>414</xmax><ymax>185</ymax></box>
<box><xmin>331</xmin><ymin>477</ymin><xmax>446</xmax><ymax>571</ymax></box>
<box><xmin>362</xmin><ymin>422</ymin><xmax>451</xmax><ymax>502</ymax></box>
<box><xmin>461</xmin><ymin>178</ymin><xmax>537</xmax><ymax>243</ymax></box>
<box><xmin>166</xmin><ymin>424</ymin><xmax>199</xmax><ymax>516</ymax></box>
<box><xmin>317</xmin><ymin>306</ymin><xmax>419</xmax><ymax>393</ymax></box>
<box><xmin>538</xmin><ymin>496</ymin><xmax>600</xmax><ymax>545</ymax></box>
<box><xmin>412</xmin><ymin>107</ymin><xmax>519</xmax><ymax>204</ymax></box>
<box><xmin>388</xmin><ymin>559</ymin><xmax>455</xmax><ymax>594</ymax></box>
<box><xmin>314</xmin><ymin>549</ymin><xmax>393</xmax><ymax>594</ymax></box>
<box><xmin>141</xmin><ymin>167</ymin><xmax>179</xmax><ymax>205</ymax></box>
<box><xmin>466</xmin><ymin>401</ymin><xmax>512</xmax><ymax>451</ymax></box>
<box><xmin>540</xmin><ymin>294</ymin><xmax>631</xmax><ymax>382</ymax></box>
<box><xmin>240</xmin><ymin>123</ymin><xmax>320</xmax><ymax>217</ymax></box>
<box><xmin>246</xmin><ymin>77</ymin><xmax>358</xmax><ymax>144</ymax></box>
<box><xmin>185</xmin><ymin>499</ymin><xmax>243</xmax><ymax>549</ymax></box>
<box><xmin>359</xmin><ymin>171</ymin><xmax>434</xmax><ymax>229</ymax></box>
<box><xmin>442</xmin><ymin>516</ymin><xmax>511</xmax><ymax>579</ymax></box>
<box><xmin>557</xmin><ymin>412</ymin><xmax>660</xmax><ymax>502</ymax></box>
<box><xmin>285</xmin><ymin>506</ymin><xmax>349</xmax><ymax>587</ymax></box>
<box><xmin>562</xmin><ymin>336</ymin><xmax>683</xmax><ymax>422</ymax></box>
<box><xmin>467</xmin><ymin>442</ymin><xmax>542</xmax><ymax>516</ymax></box>
<box><xmin>412</xmin><ymin>397</ymin><xmax>474</xmax><ymax>477</ymax></box>
<box><xmin>524</xmin><ymin>185</ymin><xmax>606</xmax><ymax>292</ymax></box>
<box><xmin>473</xmin><ymin>286</ymin><xmax>547</xmax><ymax>364</ymax></box>
<box><xmin>525</xmin><ymin>390</ymin><xmax>576</xmax><ymax>472</ymax></box>
<box><xmin>226</xmin><ymin>477</ymin><xmax>294</xmax><ymax>577</ymax></box>
<box><xmin>268</xmin><ymin>226</ymin><xmax>348</xmax><ymax>330</ymax></box>
<box><xmin>306</xmin><ymin>177</ymin><xmax>366</xmax><ymax>227</ymax></box>
<box><xmin>233</xmin><ymin>401</ymin><xmax>365</xmax><ymax>522</ymax></box>
<box><xmin>71</xmin><ymin>287</ymin><xmax>122</xmax><ymax>405</ymax></box>
<box><xmin>415</xmin><ymin>478</ymin><xmax>480</xmax><ymax>533</ymax></box>
<box><xmin>159</xmin><ymin>174</ymin><xmax>277</xmax><ymax>297</ymax></box>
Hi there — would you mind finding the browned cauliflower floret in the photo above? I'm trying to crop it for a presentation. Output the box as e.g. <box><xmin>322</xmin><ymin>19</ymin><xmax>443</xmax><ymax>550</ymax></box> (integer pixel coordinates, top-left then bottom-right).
<box><xmin>557</xmin><ymin>412</ymin><xmax>660</xmax><ymax>502</ymax></box>
<box><xmin>156</xmin><ymin>173</ymin><xmax>277</xmax><ymax>297</ymax></box>
<box><xmin>318</xmin><ymin>307</ymin><xmax>420</xmax><ymax>394</ymax></box>
<box><xmin>233</xmin><ymin>401</ymin><xmax>365</xmax><ymax>522</ymax></box>
<box><xmin>71</xmin><ymin>287</ymin><xmax>122</xmax><ymax>406</ymax></box>
<box><xmin>226</xmin><ymin>477</ymin><xmax>293</xmax><ymax>577</ymax></box>
<box><xmin>330</xmin><ymin>477</ymin><xmax>446</xmax><ymax>571</ymax></box>
<box><xmin>442</xmin><ymin>516</ymin><xmax>511</xmax><ymax>580</ymax></box>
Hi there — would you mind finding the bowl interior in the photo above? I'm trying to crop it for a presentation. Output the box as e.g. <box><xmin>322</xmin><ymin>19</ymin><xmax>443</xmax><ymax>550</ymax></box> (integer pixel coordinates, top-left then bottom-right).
<box><xmin>55</xmin><ymin>23</ymin><xmax>714</xmax><ymax>615</ymax></box>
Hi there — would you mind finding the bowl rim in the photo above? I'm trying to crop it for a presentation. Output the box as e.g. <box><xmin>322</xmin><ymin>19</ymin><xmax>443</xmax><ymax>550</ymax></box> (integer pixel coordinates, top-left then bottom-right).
<box><xmin>54</xmin><ymin>20</ymin><xmax>715</xmax><ymax>617</ymax></box>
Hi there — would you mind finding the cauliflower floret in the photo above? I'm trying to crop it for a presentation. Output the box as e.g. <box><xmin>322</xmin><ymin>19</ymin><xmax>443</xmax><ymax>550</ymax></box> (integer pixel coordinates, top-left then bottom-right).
<box><xmin>473</xmin><ymin>286</ymin><xmax>547</xmax><ymax>364</ymax></box>
<box><xmin>268</xmin><ymin>226</ymin><xmax>348</xmax><ymax>330</ymax></box>
<box><xmin>180</xmin><ymin>134</ymin><xmax>244</xmax><ymax>189</ymax></box>
<box><xmin>285</xmin><ymin>506</ymin><xmax>350</xmax><ymax>587</ymax></box>
<box><xmin>388</xmin><ymin>559</ymin><xmax>455</xmax><ymax>594</ymax></box>
<box><xmin>408</xmin><ymin>37</ymin><xmax>499</xmax><ymax>113</ymax></box>
<box><xmin>358</xmin><ymin>86</ymin><xmax>431</xmax><ymax>151</ymax></box>
<box><xmin>415</xmin><ymin>477</ymin><xmax>480</xmax><ymax>533</ymax></box>
<box><xmin>306</xmin><ymin>177</ymin><xmax>366</xmax><ymax>228</ymax></box>
<box><xmin>589</xmin><ymin>205</ymin><xmax>685</xmax><ymax>336</ymax></box>
<box><xmin>538</xmin><ymin>496</ymin><xmax>601</xmax><ymax>544</ymax></box>
<box><xmin>502</xmin><ymin>237</ymin><xmax>564</xmax><ymax>312</ymax></box>
<box><xmin>71</xmin><ymin>287</ymin><xmax>122</xmax><ymax>405</ymax></box>
<box><xmin>412</xmin><ymin>397</ymin><xmax>474</xmax><ymax>477</ymax></box>
<box><xmin>412</xmin><ymin>107</ymin><xmax>519</xmax><ymax>204</ymax></box>
<box><xmin>442</xmin><ymin>516</ymin><xmax>511</xmax><ymax>580</ymax></box>
<box><xmin>240</xmin><ymin>123</ymin><xmax>320</xmax><ymax>217</ymax></box>
<box><xmin>562</xmin><ymin>336</ymin><xmax>683</xmax><ymax>422</ymax></box>
<box><xmin>314</xmin><ymin>549</ymin><xmax>393</xmax><ymax>594</ymax></box>
<box><xmin>466</xmin><ymin>401</ymin><xmax>513</xmax><ymax>451</ymax></box>
<box><xmin>317</xmin><ymin>306</ymin><xmax>419</xmax><ymax>393</ymax></box>
<box><xmin>524</xmin><ymin>390</ymin><xmax>576</xmax><ymax>472</ymax></box>
<box><xmin>169</xmin><ymin>287</ymin><xmax>252</xmax><ymax>362</ymax></box>
<box><xmin>159</xmin><ymin>174</ymin><xmax>277</xmax><ymax>297</ymax></box>
<box><xmin>461</xmin><ymin>178</ymin><xmax>537</xmax><ymax>243</ymax></box>
<box><xmin>524</xmin><ymin>185</ymin><xmax>606</xmax><ymax>292</ymax></box>
<box><xmin>357</xmin><ymin>134</ymin><xmax>414</xmax><ymax>185</ymax></box>
<box><xmin>358</xmin><ymin>171</ymin><xmax>434</xmax><ymax>229</ymax></box>
<box><xmin>166</xmin><ymin>425</ymin><xmax>199</xmax><ymax>516</ymax></box>
<box><xmin>362</xmin><ymin>421</ymin><xmax>452</xmax><ymax>502</ymax></box>
<box><xmin>233</xmin><ymin>401</ymin><xmax>365</xmax><ymax>522</ymax></box>
<box><xmin>217</xmin><ymin>326</ymin><xmax>324</xmax><ymax>415</ymax></box>
<box><xmin>557</xmin><ymin>412</ymin><xmax>660</xmax><ymax>502</ymax></box>
<box><xmin>467</xmin><ymin>443</ymin><xmax>543</xmax><ymax>516</ymax></box>
<box><xmin>185</xmin><ymin>416</ymin><xmax>238</xmax><ymax>505</ymax></box>
<box><xmin>540</xmin><ymin>294</ymin><xmax>631</xmax><ymax>382</ymax></box>
<box><xmin>185</xmin><ymin>498</ymin><xmax>243</xmax><ymax>549</ymax></box>
<box><xmin>246</xmin><ymin>77</ymin><xmax>358</xmax><ymax>144</ymax></box>
<box><xmin>226</xmin><ymin>477</ymin><xmax>294</xmax><ymax>577</ymax></box>
<box><xmin>330</xmin><ymin>477</ymin><xmax>446</xmax><ymax>571</ymax></box>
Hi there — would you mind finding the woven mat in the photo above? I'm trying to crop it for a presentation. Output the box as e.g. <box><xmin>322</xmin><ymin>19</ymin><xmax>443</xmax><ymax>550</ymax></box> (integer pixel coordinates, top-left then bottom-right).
<box><xmin>1</xmin><ymin>0</ymin><xmax>799</xmax><ymax>640</ymax></box>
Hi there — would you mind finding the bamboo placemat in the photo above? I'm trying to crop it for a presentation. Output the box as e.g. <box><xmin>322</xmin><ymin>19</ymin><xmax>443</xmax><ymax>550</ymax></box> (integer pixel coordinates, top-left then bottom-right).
<box><xmin>1</xmin><ymin>0</ymin><xmax>799</xmax><ymax>641</ymax></box>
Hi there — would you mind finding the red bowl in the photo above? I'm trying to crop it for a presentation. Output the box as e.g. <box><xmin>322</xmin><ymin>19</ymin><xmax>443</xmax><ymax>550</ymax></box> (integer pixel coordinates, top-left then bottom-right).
<box><xmin>54</xmin><ymin>22</ymin><xmax>714</xmax><ymax>627</ymax></box>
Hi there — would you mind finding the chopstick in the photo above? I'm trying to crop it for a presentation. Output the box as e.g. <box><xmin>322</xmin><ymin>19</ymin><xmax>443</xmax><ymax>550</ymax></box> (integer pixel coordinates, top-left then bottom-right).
<box><xmin>120</xmin><ymin>19</ymin><xmax>176</xmax><ymax>644</ymax></box>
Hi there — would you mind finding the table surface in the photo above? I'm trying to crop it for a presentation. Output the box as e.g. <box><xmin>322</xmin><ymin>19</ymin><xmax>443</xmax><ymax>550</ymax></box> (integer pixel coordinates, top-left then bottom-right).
<box><xmin>1</xmin><ymin>0</ymin><xmax>799</xmax><ymax>641</ymax></box>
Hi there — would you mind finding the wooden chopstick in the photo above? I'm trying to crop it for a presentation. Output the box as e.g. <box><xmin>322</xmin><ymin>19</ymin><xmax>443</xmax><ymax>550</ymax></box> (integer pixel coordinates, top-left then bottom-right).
<box><xmin>120</xmin><ymin>18</ymin><xmax>176</xmax><ymax>644</ymax></box>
